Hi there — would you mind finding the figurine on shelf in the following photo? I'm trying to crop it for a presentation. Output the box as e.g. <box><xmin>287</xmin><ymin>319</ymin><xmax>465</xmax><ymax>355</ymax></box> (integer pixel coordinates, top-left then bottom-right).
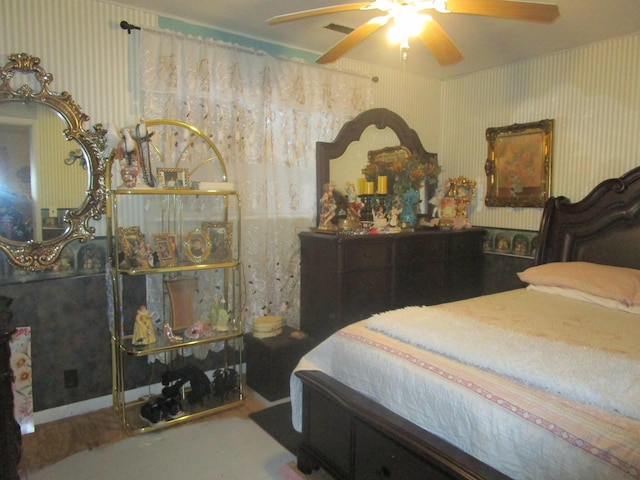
<box><xmin>210</xmin><ymin>294</ymin><xmax>230</xmax><ymax>332</ymax></box>
<box><xmin>132</xmin><ymin>305</ymin><xmax>157</xmax><ymax>346</ymax></box>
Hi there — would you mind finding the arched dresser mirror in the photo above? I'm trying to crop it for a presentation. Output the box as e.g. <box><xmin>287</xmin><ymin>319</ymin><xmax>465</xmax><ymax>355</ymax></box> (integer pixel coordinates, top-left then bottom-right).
<box><xmin>315</xmin><ymin>108</ymin><xmax>438</xmax><ymax>224</ymax></box>
<box><xmin>0</xmin><ymin>53</ymin><xmax>108</xmax><ymax>270</ymax></box>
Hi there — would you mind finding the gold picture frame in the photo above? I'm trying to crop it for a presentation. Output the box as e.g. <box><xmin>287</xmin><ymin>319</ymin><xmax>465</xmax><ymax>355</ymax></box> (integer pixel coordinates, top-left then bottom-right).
<box><xmin>157</xmin><ymin>167</ymin><xmax>189</xmax><ymax>189</ymax></box>
<box><xmin>117</xmin><ymin>226</ymin><xmax>147</xmax><ymax>269</ymax></box>
<box><xmin>184</xmin><ymin>228</ymin><xmax>211</xmax><ymax>264</ymax></box>
<box><xmin>202</xmin><ymin>221</ymin><xmax>233</xmax><ymax>263</ymax></box>
<box><xmin>152</xmin><ymin>233</ymin><xmax>178</xmax><ymax>267</ymax></box>
<box><xmin>484</xmin><ymin>119</ymin><xmax>553</xmax><ymax>207</ymax></box>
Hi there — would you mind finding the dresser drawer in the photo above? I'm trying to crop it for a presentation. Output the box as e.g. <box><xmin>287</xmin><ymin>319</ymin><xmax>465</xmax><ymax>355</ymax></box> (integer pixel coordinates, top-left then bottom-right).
<box><xmin>342</xmin><ymin>240</ymin><xmax>391</xmax><ymax>271</ymax></box>
<box><xmin>354</xmin><ymin>420</ymin><xmax>450</xmax><ymax>480</ymax></box>
<box><xmin>394</xmin><ymin>235</ymin><xmax>447</xmax><ymax>266</ymax></box>
<box><xmin>449</xmin><ymin>230</ymin><xmax>485</xmax><ymax>259</ymax></box>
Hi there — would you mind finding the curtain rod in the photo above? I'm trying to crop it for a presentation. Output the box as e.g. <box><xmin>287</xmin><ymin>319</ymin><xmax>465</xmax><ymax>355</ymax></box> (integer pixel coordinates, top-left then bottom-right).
<box><xmin>118</xmin><ymin>20</ymin><xmax>378</xmax><ymax>82</ymax></box>
<box><xmin>120</xmin><ymin>20</ymin><xmax>141</xmax><ymax>34</ymax></box>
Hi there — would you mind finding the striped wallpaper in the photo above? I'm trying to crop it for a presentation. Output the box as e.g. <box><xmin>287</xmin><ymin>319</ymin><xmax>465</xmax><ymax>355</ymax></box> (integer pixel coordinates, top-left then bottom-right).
<box><xmin>440</xmin><ymin>33</ymin><xmax>640</xmax><ymax>230</ymax></box>
<box><xmin>2</xmin><ymin>0</ymin><xmax>639</xmax><ymax>233</ymax></box>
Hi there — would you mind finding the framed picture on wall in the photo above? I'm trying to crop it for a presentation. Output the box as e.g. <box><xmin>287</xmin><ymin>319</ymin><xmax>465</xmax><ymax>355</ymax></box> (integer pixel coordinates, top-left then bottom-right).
<box><xmin>484</xmin><ymin>119</ymin><xmax>553</xmax><ymax>208</ymax></box>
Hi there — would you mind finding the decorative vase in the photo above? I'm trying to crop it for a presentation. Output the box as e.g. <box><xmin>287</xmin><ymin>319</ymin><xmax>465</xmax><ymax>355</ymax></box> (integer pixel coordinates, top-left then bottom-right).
<box><xmin>120</xmin><ymin>165</ymin><xmax>139</xmax><ymax>188</ymax></box>
<box><xmin>399</xmin><ymin>188</ymin><xmax>420</xmax><ymax>227</ymax></box>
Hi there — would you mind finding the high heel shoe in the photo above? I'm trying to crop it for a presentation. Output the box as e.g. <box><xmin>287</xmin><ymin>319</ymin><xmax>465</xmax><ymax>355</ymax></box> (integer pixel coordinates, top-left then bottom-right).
<box><xmin>163</xmin><ymin>323</ymin><xmax>182</xmax><ymax>342</ymax></box>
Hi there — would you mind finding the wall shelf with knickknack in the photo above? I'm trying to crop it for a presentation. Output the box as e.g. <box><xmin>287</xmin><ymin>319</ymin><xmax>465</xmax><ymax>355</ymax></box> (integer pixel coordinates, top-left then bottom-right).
<box><xmin>107</xmin><ymin>119</ymin><xmax>243</xmax><ymax>432</ymax></box>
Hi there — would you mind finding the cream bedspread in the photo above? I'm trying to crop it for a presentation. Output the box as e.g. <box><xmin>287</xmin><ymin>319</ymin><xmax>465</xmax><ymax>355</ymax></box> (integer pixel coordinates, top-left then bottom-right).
<box><xmin>291</xmin><ymin>289</ymin><xmax>640</xmax><ymax>480</ymax></box>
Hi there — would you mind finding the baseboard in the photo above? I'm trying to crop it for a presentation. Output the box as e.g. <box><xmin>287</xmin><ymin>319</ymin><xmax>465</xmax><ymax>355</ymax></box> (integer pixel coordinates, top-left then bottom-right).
<box><xmin>34</xmin><ymin>383</ymin><xmax>162</xmax><ymax>426</ymax></box>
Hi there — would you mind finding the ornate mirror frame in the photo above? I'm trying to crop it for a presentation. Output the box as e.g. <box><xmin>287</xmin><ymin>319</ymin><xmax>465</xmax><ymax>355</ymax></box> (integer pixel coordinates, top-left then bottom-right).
<box><xmin>0</xmin><ymin>53</ymin><xmax>108</xmax><ymax>270</ymax></box>
<box><xmin>316</xmin><ymin>108</ymin><xmax>438</xmax><ymax>224</ymax></box>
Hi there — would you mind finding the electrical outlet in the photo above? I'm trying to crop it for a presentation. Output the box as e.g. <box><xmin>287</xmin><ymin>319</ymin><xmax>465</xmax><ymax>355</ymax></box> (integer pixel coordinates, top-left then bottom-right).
<box><xmin>64</xmin><ymin>369</ymin><xmax>78</xmax><ymax>388</ymax></box>
<box><xmin>48</xmin><ymin>207</ymin><xmax>57</xmax><ymax>217</ymax></box>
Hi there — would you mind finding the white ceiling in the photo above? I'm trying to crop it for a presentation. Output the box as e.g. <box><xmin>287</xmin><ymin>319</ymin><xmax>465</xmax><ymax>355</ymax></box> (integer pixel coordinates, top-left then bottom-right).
<box><xmin>114</xmin><ymin>0</ymin><xmax>640</xmax><ymax>79</ymax></box>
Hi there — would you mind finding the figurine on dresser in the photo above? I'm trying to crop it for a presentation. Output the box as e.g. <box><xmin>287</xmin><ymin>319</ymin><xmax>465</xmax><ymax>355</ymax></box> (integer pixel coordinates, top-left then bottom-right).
<box><xmin>345</xmin><ymin>182</ymin><xmax>364</xmax><ymax>230</ymax></box>
<box><xmin>318</xmin><ymin>182</ymin><xmax>338</xmax><ymax>231</ymax></box>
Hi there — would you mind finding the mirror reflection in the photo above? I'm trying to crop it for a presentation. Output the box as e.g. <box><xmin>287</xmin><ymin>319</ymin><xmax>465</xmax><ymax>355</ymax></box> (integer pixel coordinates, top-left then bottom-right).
<box><xmin>329</xmin><ymin>125</ymin><xmax>400</xmax><ymax>195</ymax></box>
<box><xmin>0</xmin><ymin>103</ymin><xmax>88</xmax><ymax>243</ymax></box>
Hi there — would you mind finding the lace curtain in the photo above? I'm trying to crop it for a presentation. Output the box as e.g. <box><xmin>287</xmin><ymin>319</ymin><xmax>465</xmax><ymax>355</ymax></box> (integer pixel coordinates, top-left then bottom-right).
<box><xmin>138</xmin><ymin>28</ymin><xmax>373</xmax><ymax>332</ymax></box>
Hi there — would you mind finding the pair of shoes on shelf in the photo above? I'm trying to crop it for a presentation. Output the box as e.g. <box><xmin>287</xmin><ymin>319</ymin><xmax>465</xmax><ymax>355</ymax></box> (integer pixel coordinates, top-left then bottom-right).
<box><xmin>140</xmin><ymin>399</ymin><xmax>166</xmax><ymax>426</ymax></box>
<box><xmin>163</xmin><ymin>396</ymin><xmax>185</xmax><ymax>420</ymax></box>
<box><xmin>139</xmin><ymin>395</ymin><xmax>185</xmax><ymax>425</ymax></box>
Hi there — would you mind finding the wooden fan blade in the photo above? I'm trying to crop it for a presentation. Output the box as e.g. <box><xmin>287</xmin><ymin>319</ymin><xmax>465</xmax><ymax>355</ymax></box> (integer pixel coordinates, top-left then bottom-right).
<box><xmin>445</xmin><ymin>0</ymin><xmax>559</xmax><ymax>22</ymax></box>
<box><xmin>316</xmin><ymin>16</ymin><xmax>389</xmax><ymax>64</ymax></box>
<box><xmin>419</xmin><ymin>18</ymin><xmax>464</xmax><ymax>66</ymax></box>
<box><xmin>268</xmin><ymin>3</ymin><xmax>371</xmax><ymax>25</ymax></box>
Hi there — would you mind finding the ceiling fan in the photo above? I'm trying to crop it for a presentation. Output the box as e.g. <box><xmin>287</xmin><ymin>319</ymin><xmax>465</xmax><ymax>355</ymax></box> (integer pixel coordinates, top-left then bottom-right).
<box><xmin>267</xmin><ymin>0</ymin><xmax>560</xmax><ymax>66</ymax></box>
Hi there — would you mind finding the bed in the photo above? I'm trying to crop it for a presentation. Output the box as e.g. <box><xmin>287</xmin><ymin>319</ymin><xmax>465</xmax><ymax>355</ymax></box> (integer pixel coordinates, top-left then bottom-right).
<box><xmin>290</xmin><ymin>165</ymin><xmax>640</xmax><ymax>480</ymax></box>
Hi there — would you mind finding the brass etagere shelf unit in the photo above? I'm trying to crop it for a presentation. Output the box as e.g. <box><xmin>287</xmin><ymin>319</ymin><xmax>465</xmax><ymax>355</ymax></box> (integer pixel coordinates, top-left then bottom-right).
<box><xmin>107</xmin><ymin>119</ymin><xmax>243</xmax><ymax>432</ymax></box>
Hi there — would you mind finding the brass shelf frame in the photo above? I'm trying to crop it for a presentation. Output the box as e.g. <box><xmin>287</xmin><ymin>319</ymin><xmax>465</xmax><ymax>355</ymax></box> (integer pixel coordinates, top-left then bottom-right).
<box><xmin>107</xmin><ymin>119</ymin><xmax>243</xmax><ymax>433</ymax></box>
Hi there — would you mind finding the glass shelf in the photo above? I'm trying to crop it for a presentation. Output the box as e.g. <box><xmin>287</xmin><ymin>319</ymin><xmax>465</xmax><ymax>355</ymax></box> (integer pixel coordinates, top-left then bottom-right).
<box><xmin>121</xmin><ymin>328</ymin><xmax>242</xmax><ymax>356</ymax></box>
<box><xmin>121</xmin><ymin>390</ymin><xmax>244</xmax><ymax>432</ymax></box>
<box><xmin>117</xmin><ymin>260</ymin><xmax>240</xmax><ymax>276</ymax></box>
<box><xmin>112</xmin><ymin>188</ymin><xmax>236</xmax><ymax>195</ymax></box>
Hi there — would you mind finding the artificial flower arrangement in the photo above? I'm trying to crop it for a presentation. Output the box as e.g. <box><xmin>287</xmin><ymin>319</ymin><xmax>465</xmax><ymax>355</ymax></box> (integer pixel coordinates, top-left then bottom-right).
<box><xmin>362</xmin><ymin>153</ymin><xmax>440</xmax><ymax>196</ymax></box>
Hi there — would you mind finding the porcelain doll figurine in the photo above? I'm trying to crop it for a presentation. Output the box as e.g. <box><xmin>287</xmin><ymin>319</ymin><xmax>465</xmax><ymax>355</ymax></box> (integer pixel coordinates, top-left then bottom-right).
<box><xmin>319</xmin><ymin>182</ymin><xmax>338</xmax><ymax>230</ymax></box>
<box><xmin>345</xmin><ymin>182</ymin><xmax>363</xmax><ymax>230</ymax></box>
<box><xmin>210</xmin><ymin>294</ymin><xmax>230</xmax><ymax>332</ymax></box>
<box><xmin>132</xmin><ymin>305</ymin><xmax>157</xmax><ymax>346</ymax></box>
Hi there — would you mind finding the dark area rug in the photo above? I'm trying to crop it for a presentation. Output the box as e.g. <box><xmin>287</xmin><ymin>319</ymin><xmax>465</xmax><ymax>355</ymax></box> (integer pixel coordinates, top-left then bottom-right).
<box><xmin>249</xmin><ymin>401</ymin><xmax>300</xmax><ymax>455</ymax></box>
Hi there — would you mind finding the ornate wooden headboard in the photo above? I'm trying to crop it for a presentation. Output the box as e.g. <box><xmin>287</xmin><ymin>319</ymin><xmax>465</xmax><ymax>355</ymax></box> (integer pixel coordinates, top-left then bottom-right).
<box><xmin>536</xmin><ymin>166</ymin><xmax>640</xmax><ymax>268</ymax></box>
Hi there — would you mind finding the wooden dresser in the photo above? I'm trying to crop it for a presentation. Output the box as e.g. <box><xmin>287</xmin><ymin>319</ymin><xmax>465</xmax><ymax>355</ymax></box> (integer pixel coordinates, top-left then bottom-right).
<box><xmin>299</xmin><ymin>228</ymin><xmax>486</xmax><ymax>341</ymax></box>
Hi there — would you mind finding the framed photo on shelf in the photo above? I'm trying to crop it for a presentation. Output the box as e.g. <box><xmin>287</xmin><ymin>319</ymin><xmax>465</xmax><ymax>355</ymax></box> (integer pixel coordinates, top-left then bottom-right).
<box><xmin>157</xmin><ymin>168</ymin><xmax>189</xmax><ymax>189</ymax></box>
<box><xmin>117</xmin><ymin>226</ymin><xmax>148</xmax><ymax>268</ymax></box>
<box><xmin>202</xmin><ymin>221</ymin><xmax>233</xmax><ymax>262</ymax></box>
<box><xmin>484</xmin><ymin>119</ymin><xmax>553</xmax><ymax>208</ymax></box>
<box><xmin>152</xmin><ymin>233</ymin><xmax>178</xmax><ymax>267</ymax></box>
<box><xmin>184</xmin><ymin>227</ymin><xmax>211</xmax><ymax>264</ymax></box>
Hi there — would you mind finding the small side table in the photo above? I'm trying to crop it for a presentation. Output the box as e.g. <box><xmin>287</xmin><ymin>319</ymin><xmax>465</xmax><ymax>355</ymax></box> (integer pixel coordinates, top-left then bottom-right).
<box><xmin>246</xmin><ymin>326</ymin><xmax>315</xmax><ymax>401</ymax></box>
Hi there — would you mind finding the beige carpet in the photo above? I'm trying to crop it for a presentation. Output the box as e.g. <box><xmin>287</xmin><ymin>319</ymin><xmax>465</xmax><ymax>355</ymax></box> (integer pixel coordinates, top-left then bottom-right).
<box><xmin>27</xmin><ymin>416</ymin><xmax>326</xmax><ymax>479</ymax></box>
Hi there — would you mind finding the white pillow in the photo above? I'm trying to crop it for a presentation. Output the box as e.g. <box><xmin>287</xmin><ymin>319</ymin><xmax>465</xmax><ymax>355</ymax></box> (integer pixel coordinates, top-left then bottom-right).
<box><xmin>526</xmin><ymin>284</ymin><xmax>640</xmax><ymax>314</ymax></box>
<box><xmin>517</xmin><ymin>261</ymin><xmax>640</xmax><ymax>306</ymax></box>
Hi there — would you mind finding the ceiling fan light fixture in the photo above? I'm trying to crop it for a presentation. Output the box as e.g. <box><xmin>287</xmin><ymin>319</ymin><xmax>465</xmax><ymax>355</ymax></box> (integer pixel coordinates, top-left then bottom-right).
<box><xmin>268</xmin><ymin>0</ymin><xmax>557</xmax><ymax>66</ymax></box>
<box><xmin>387</xmin><ymin>11</ymin><xmax>430</xmax><ymax>43</ymax></box>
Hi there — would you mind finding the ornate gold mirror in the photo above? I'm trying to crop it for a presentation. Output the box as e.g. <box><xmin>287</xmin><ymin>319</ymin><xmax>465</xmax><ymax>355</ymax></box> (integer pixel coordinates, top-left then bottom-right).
<box><xmin>0</xmin><ymin>53</ymin><xmax>107</xmax><ymax>270</ymax></box>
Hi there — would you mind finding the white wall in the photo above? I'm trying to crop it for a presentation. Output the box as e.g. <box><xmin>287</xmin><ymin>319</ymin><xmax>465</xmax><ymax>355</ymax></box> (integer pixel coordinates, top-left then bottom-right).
<box><xmin>440</xmin><ymin>33</ymin><xmax>640</xmax><ymax>230</ymax></box>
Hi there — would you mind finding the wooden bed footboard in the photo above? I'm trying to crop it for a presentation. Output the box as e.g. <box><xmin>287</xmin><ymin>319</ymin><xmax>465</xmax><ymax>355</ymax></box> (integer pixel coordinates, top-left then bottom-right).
<box><xmin>296</xmin><ymin>370</ymin><xmax>511</xmax><ymax>480</ymax></box>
